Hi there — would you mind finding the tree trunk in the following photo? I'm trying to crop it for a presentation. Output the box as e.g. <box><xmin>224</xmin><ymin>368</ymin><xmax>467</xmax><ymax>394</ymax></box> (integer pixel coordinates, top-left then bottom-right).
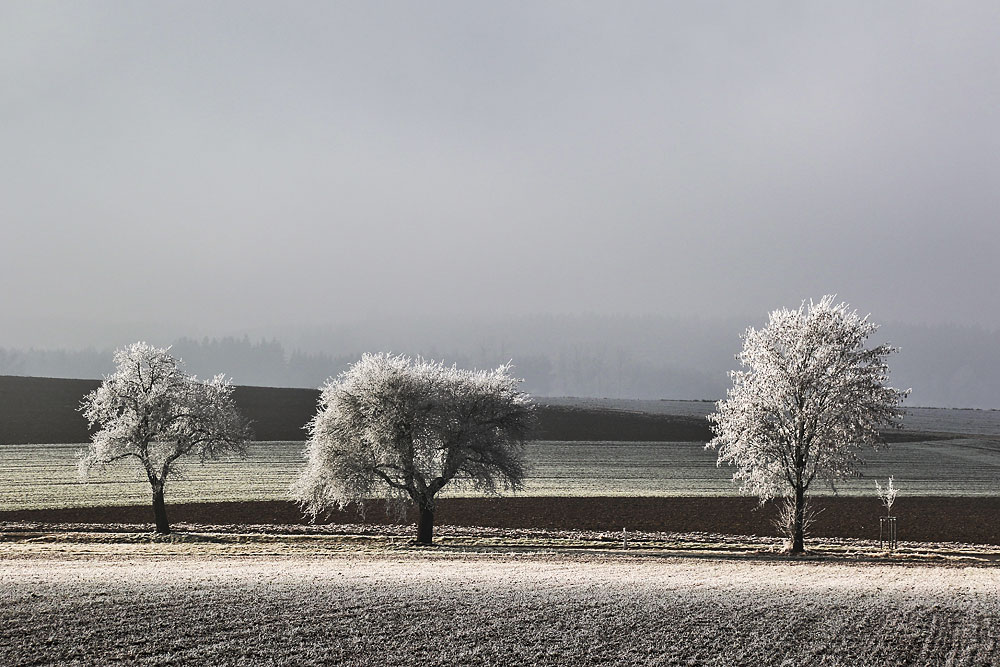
<box><xmin>790</xmin><ymin>484</ymin><xmax>805</xmax><ymax>554</ymax></box>
<box><xmin>152</xmin><ymin>481</ymin><xmax>170</xmax><ymax>535</ymax></box>
<box><xmin>416</xmin><ymin>505</ymin><xmax>434</xmax><ymax>545</ymax></box>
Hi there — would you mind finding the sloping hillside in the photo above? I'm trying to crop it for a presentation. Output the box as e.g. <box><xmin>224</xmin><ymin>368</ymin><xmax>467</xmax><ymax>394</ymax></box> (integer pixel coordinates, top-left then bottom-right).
<box><xmin>0</xmin><ymin>376</ymin><xmax>713</xmax><ymax>444</ymax></box>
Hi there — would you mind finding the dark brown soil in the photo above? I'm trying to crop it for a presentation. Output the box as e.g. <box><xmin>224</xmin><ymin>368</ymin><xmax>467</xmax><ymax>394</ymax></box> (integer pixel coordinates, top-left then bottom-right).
<box><xmin>0</xmin><ymin>376</ymin><xmax>712</xmax><ymax>442</ymax></box>
<box><xmin>0</xmin><ymin>375</ymin><xmax>952</xmax><ymax>443</ymax></box>
<box><xmin>3</xmin><ymin>496</ymin><xmax>998</xmax><ymax>545</ymax></box>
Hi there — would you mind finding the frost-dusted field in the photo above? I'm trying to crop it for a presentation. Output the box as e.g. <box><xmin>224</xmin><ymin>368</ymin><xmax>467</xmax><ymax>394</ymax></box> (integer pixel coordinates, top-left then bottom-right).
<box><xmin>1</xmin><ymin>549</ymin><xmax>998</xmax><ymax>666</ymax></box>
<box><xmin>3</xmin><ymin>436</ymin><xmax>1000</xmax><ymax>510</ymax></box>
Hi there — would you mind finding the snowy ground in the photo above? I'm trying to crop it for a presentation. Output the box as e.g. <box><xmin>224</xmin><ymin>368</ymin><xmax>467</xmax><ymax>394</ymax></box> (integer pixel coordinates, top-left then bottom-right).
<box><xmin>2</xmin><ymin>543</ymin><xmax>998</xmax><ymax>666</ymax></box>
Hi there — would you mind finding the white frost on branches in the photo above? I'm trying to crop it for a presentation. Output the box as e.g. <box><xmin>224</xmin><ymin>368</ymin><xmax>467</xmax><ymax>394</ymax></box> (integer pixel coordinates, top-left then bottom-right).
<box><xmin>875</xmin><ymin>476</ymin><xmax>899</xmax><ymax>516</ymax></box>
<box><xmin>707</xmin><ymin>296</ymin><xmax>908</xmax><ymax>550</ymax></box>
<box><xmin>291</xmin><ymin>353</ymin><xmax>535</xmax><ymax>523</ymax></box>
<box><xmin>79</xmin><ymin>342</ymin><xmax>250</xmax><ymax>499</ymax></box>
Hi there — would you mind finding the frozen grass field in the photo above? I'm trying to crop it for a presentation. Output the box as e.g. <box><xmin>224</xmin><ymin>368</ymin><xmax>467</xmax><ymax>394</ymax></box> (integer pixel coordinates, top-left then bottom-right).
<box><xmin>2</xmin><ymin>541</ymin><xmax>998</xmax><ymax>666</ymax></box>
<box><xmin>2</xmin><ymin>385</ymin><xmax>997</xmax><ymax>511</ymax></box>
<box><xmin>3</xmin><ymin>435</ymin><xmax>999</xmax><ymax>511</ymax></box>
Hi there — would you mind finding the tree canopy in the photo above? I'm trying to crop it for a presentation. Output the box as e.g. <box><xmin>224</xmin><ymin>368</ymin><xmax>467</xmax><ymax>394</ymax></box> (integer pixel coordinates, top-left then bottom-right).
<box><xmin>292</xmin><ymin>353</ymin><xmax>535</xmax><ymax>543</ymax></box>
<box><xmin>79</xmin><ymin>342</ymin><xmax>250</xmax><ymax>533</ymax></box>
<box><xmin>707</xmin><ymin>296</ymin><xmax>908</xmax><ymax>552</ymax></box>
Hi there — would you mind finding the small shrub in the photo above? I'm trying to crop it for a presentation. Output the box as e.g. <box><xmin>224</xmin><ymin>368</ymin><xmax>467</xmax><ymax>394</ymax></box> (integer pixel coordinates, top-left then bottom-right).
<box><xmin>773</xmin><ymin>497</ymin><xmax>824</xmax><ymax>552</ymax></box>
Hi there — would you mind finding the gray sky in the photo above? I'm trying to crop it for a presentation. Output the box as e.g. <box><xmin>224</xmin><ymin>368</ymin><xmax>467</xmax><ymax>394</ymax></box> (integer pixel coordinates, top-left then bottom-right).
<box><xmin>3</xmin><ymin>1</ymin><xmax>999</xmax><ymax>349</ymax></box>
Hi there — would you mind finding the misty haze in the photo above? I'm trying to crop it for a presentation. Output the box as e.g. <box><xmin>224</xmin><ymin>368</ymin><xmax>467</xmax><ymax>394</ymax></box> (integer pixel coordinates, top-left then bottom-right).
<box><xmin>3</xmin><ymin>2</ymin><xmax>1000</xmax><ymax>666</ymax></box>
<box><xmin>2</xmin><ymin>314</ymin><xmax>999</xmax><ymax>409</ymax></box>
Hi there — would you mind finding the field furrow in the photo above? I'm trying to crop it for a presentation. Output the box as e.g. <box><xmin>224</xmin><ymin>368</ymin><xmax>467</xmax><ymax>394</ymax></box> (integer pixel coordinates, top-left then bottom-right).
<box><xmin>1</xmin><ymin>553</ymin><xmax>998</xmax><ymax>666</ymax></box>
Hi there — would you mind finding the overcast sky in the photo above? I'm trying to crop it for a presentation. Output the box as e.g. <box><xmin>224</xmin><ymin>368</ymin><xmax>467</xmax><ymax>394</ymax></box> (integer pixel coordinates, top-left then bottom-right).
<box><xmin>3</xmin><ymin>1</ymin><xmax>999</xmax><ymax>349</ymax></box>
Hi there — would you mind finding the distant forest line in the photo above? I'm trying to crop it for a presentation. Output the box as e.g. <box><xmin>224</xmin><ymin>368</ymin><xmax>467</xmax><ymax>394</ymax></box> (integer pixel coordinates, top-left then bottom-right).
<box><xmin>0</xmin><ymin>315</ymin><xmax>997</xmax><ymax>408</ymax></box>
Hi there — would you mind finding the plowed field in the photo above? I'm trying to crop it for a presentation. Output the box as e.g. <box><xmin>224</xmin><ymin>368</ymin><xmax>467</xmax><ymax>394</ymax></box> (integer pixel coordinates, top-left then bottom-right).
<box><xmin>2</xmin><ymin>549</ymin><xmax>997</xmax><ymax>666</ymax></box>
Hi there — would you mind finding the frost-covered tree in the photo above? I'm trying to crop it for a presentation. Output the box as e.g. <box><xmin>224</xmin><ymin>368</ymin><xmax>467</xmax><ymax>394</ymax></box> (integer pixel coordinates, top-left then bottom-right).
<box><xmin>79</xmin><ymin>342</ymin><xmax>251</xmax><ymax>534</ymax></box>
<box><xmin>707</xmin><ymin>296</ymin><xmax>908</xmax><ymax>553</ymax></box>
<box><xmin>292</xmin><ymin>353</ymin><xmax>535</xmax><ymax>544</ymax></box>
<box><xmin>875</xmin><ymin>476</ymin><xmax>898</xmax><ymax>516</ymax></box>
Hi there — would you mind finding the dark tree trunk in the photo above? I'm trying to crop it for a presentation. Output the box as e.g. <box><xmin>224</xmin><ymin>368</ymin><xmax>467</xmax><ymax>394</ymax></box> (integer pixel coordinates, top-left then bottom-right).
<box><xmin>152</xmin><ymin>482</ymin><xmax>170</xmax><ymax>535</ymax></box>
<box><xmin>790</xmin><ymin>484</ymin><xmax>805</xmax><ymax>553</ymax></box>
<box><xmin>417</xmin><ymin>505</ymin><xmax>434</xmax><ymax>544</ymax></box>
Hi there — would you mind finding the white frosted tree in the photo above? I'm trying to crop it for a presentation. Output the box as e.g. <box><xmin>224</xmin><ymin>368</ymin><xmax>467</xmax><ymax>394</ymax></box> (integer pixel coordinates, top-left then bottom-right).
<box><xmin>707</xmin><ymin>296</ymin><xmax>908</xmax><ymax>553</ymax></box>
<box><xmin>875</xmin><ymin>476</ymin><xmax>898</xmax><ymax>516</ymax></box>
<box><xmin>292</xmin><ymin>353</ymin><xmax>535</xmax><ymax>544</ymax></box>
<box><xmin>79</xmin><ymin>342</ymin><xmax>251</xmax><ymax>534</ymax></box>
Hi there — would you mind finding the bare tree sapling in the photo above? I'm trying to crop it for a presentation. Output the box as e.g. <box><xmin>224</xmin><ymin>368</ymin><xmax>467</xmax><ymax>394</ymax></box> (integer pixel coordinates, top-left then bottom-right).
<box><xmin>876</xmin><ymin>476</ymin><xmax>898</xmax><ymax>516</ymax></box>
